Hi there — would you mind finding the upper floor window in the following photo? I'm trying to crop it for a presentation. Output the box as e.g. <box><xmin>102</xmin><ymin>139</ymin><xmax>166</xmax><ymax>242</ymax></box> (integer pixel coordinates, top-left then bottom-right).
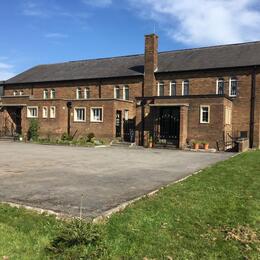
<box><xmin>182</xmin><ymin>80</ymin><xmax>189</xmax><ymax>95</ymax></box>
<box><xmin>13</xmin><ymin>90</ymin><xmax>18</xmax><ymax>96</ymax></box>
<box><xmin>50</xmin><ymin>89</ymin><xmax>56</xmax><ymax>99</ymax></box>
<box><xmin>76</xmin><ymin>88</ymin><xmax>82</xmax><ymax>99</ymax></box>
<box><xmin>229</xmin><ymin>77</ymin><xmax>238</xmax><ymax>97</ymax></box>
<box><xmin>157</xmin><ymin>82</ymin><xmax>164</xmax><ymax>96</ymax></box>
<box><xmin>123</xmin><ymin>86</ymin><xmax>129</xmax><ymax>100</ymax></box>
<box><xmin>19</xmin><ymin>90</ymin><xmax>24</xmax><ymax>96</ymax></box>
<box><xmin>84</xmin><ymin>87</ymin><xmax>90</xmax><ymax>99</ymax></box>
<box><xmin>200</xmin><ymin>105</ymin><xmax>210</xmax><ymax>124</ymax></box>
<box><xmin>114</xmin><ymin>86</ymin><xmax>120</xmax><ymax>99</ymax></box>
<box><xmin>170</xmin><ymin>81</ymin><xmax>176</xmax><ymax>96</ymax></box>
<box><xmin>216</xmin><ymin>78</ymin><xmax>224</xmax><ymax>95</ymax></box>
<box><xmin>43</xmin><ymin>89</ymin><xmax>48</xmax><ymax>99</ymax></box>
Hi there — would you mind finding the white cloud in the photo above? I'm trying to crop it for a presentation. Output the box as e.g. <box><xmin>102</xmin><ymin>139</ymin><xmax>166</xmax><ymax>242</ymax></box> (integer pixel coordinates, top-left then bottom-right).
<box><xmin>0</xmin><ymin>62</ymin><xmax>15</xmax><ymax>80</ymax></box>
<box><xmin>82</xmin><ymin>0</ymin><xmax>112</xmax><ymax>7</ymax></box>
<box><xmin>45</xmin><ymin>33</ymin><xmax>69</xmax><ymax>39</ymax></box>
<box><xmin>128</xmin><ymin>0</ymin><xmax>260</xmax><ymax>46</ymax></box>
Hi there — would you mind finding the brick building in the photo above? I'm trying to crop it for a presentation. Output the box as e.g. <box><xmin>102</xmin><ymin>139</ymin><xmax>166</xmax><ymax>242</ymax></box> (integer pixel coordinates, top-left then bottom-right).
<box><xmin>0</xmin><ymin>34</ymin><xmax>260</xmax><ymax>150</ymax></box>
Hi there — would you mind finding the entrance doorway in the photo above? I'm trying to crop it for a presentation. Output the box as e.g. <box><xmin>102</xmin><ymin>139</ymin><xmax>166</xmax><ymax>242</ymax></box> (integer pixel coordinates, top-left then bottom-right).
<box><xmin>116</xmin><ymin>110</ymin><xmax>122</xmax><ymax>138</ymax></box>
<box><xmin>2</xmin><ymin>107</ymin><xmax>22</xmax><ymax>136</ymax></box>
<box><xmin>154</xmin><ymin>107</ymin><xmax>180</xmax><ymax>147</ymax></box>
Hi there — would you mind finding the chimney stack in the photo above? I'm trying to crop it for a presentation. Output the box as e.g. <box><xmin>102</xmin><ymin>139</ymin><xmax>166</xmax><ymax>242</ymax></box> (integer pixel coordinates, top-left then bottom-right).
<box><xmin>144</xmin><ymin>34</ymin><xmax>158</xmax><ymax>97</ymax></box>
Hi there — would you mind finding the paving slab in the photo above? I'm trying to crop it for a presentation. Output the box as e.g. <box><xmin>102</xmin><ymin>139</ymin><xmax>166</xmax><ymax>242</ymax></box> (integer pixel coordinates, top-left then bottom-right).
<box><xmin>0</xmin><ymin>142</ymin><xmax>234</xmax><ymax>218</ymax></box>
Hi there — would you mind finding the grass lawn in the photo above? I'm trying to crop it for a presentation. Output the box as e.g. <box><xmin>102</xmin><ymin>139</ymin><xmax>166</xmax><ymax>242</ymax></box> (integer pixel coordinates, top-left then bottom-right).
<box><xmin>0</xmin><ymin>151</ymin><xmax>259</xmax><ymax>259</ymax></box>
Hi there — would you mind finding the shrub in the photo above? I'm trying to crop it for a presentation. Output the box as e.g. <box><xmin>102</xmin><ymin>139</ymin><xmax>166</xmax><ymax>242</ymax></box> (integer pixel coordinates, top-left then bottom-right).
<box><xmin>27</xmin><ymin>119</ymin><xmax>39</xmax><ymax>141</ymax></box>
<box><xmin>87</xmin><ymin>133</ymin><xmax>95</xmax><ymax>142</ymax></box>
<box><xmin>46</xmin><ymin>219</ymin><xmax>107</xmax><ymax>259</ymax></box>
<box><xmin>61</xmin><ymin>133</ymin><xmax>73</xmax><ymax>141</ymax></box>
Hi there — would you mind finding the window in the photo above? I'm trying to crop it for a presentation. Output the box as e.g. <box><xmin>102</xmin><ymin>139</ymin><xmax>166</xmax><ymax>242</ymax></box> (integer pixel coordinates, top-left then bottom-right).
<box><xmin>43</xmin><ymin>89</ymin><xmax>48</xmax><ymax>99</ymax></box>
<box><xmin>13</xmin><ymin>90</ymin><xmax>18</xmax><ymax>96</ymax></box>
<box><xmin>225</xmin><ymin>107</ymin><xmax>232</xmax><ymax>125</ymax></box>
<box><xmin>114</xmin><ymin>86</ymin><xmax>120</xmax><ymax>99</ymax></box>
<box><xmin>216</xmin><ymin>78</ymin><xmax>224</xmax><ymax>95</ymax></box>
<box><xmin>74</xmin><ymin>107</ymin><xmax>86</xmax><ymax>122</ymax></box>
<box><xmin>200</xmin><ymin>105</ymin><xmax>210</xmax><ymax>124</ymax></box>
<box><xmin>124</xmin><ymin>110</ymin><xmax>129</xmax><ymax>121</ymax></box>
<box><xmin>182</xmin><ymin>80</ymin><xmax>189</xmax><ymax>95</ymax></box>
<box><xmin>229</xmin><ymin>77</ymin><xmax>238</xmax><ymax>97</ymax></box>
<box><xmin>27</xmin><ymin>106</ymin><xmax>38</xmax><ymax>118</ymax></box>
<box><xmin>123</xmin><ymin>86</ymin><xmax>129</xmax><ymax>100</ymax></box>
<box><xmin>19</xmin><ymin>90</ymin><xmax>24</xmax><ymax>96</ymax></box>
<box><xmin>76</xmin><ymin>88</ymin><xmax>82</xmax><ymax>99</ymax></box>
<box><xmin>84</xmin><ymin>87</ymin><xmax>90</xmax><ymax>99</ymax></box>
<box><xmin>90</xmin><ymin>107</ymin><xmax>103</xmax><ymax>122</ymax></box>
<box><xmin>157</xmin><ymin>82</ymin><xmax>164</xmax><ymax>96</ymax></box>
<box><xmin>170</xmin><ymin>81</ymin><xmax>176</xmax><ymax>96</ymax></box>
<box><xmin>50</xmin><ymin>106</ymin><xmax>56</xmax><ymax>118</ymax></box>
<box><xmin>50</xmin><ymin>89</ymin><xmax>56</xmax><ymax>99</ymax></box>
<box><xmin>42</xmin><ymin>107</ymin><xmax>48</xmax><ymax>118</ymax></box>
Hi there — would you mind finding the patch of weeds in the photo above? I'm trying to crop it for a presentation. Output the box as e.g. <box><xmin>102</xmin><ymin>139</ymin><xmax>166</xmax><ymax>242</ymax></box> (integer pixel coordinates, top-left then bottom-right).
<box><xmin>46</xmin><ymin>219</ymin><xmax>107</xmax><ymax>259</ymax></box>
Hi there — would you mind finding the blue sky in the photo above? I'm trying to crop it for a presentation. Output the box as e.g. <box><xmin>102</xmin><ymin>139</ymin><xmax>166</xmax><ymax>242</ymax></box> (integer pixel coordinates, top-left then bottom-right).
<box><xmin>1</xmin><ymin>0</ymin><xmax>260</xmax><ymax>80</ymax></box>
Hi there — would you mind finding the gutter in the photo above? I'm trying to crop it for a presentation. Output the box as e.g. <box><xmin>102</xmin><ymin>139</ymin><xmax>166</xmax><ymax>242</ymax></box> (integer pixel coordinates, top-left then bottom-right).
<box><xmin>249</xmin><ymin>66</ymin><xmax>256</xmax><ymax>148</ymax></box>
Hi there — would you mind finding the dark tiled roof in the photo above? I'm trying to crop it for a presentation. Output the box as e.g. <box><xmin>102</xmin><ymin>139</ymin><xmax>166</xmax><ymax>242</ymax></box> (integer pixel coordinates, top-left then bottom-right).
<box><xmin>5</xmin><ymin>41</ymin><xmax>260</xmax><ymax>84</ymax></box>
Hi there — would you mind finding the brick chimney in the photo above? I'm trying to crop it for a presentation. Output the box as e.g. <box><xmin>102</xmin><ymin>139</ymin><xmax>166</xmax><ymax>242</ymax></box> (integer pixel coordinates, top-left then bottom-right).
<box><xmin>144</xmin><ymin>34</ymin><xmax>158</xmax><ymax>97</ymax></box>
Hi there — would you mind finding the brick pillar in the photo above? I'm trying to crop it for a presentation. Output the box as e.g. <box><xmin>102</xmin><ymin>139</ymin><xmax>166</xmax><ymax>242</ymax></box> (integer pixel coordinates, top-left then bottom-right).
<box><xmin>144</xmin><ymin>34</ymin><xmax>158</xmax><ymax>97</ymax></box>
<box><xmin>179</xmin><ymin>106</ymin><xmax>188</xmax><ymax>149</ymax></box>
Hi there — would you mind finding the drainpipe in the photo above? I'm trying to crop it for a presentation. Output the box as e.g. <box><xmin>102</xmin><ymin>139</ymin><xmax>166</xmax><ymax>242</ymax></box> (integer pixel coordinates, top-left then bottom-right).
<box><xmin>249</xmin><ymin>66</ymin><xmax>256</xmax><ymax>148</ymax></box>
<box><xmin>67</xmin><ymin>101</ymin><xmax>72</xmax><ymax>136</ymax></box>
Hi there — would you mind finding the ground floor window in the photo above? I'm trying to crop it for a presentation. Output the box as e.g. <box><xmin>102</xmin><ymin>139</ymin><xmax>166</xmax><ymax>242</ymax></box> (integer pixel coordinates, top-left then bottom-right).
<box><xmin>91</xmin><ymin>107</ymin><xmax>103</xmax><ymax>122</ymax></box>
<box><xmin>50</xmin><ymin>106</ymin><xmax>56</xmax><ymax>118</ymax></box>
<box><xmin>200</xmin><ymin>105</ymin><xmax>210</xmax><ymax>123</ymax></box>
<box><xmin>74</xmin><ymin>107</ymin><xmax>86</xmax><ymax>122</ymax></box>
<box><xmin>42</xmin><ymin>106</ymin><xmax>48</xmax><ymax>118</ymax></box>
<box><xmin>27</xmin><ymin>106</ymin><xmax>38</xmax><ymax>118</ymax></box>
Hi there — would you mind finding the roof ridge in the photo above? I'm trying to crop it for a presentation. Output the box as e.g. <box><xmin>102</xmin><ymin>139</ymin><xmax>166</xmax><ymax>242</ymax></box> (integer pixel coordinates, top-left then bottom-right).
<box><xmin>38</xmin><ymin>53</ymin><xmax>144</xmax><ymax>67</ymax></box>
<box><xmin>158</xmin><ymin>40</ymin><xmax>260</xmax><ymax>55</ymax></box>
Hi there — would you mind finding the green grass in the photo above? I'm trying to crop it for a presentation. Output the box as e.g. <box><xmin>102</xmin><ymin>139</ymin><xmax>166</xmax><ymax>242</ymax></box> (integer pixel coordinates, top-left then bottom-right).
<box><xmin>0</xmin><ymin>151</ymin><xmax>259</xmax><ymax>259</ymax></box>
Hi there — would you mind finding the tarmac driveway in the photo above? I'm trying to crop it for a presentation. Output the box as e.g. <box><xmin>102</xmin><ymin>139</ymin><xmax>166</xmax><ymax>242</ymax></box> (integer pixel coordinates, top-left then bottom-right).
<box><xmin>0</xmin><ymin>142</ymin><xmax>233</xmax><ymax>218</ymax></box>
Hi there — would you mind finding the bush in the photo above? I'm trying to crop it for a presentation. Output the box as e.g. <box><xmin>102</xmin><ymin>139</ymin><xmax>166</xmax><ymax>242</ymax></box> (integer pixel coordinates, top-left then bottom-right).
<box><xmin>87</xmin><ymin>133</ymin><xmax>95</xmax><ymax>142</ymax></box>
<box><xmin>27</xmin><ymin>119</ymin><xmax>39</xmax><ymax>141</ymax></box>
<box><xmin>61</xmin><ymin>133</ymin><xmax>73</xmax><ymax>141</ymax></box>
<box><xmin>46</xmin><ymin>219</ymin><xmax>107</xmax><ymax>259</ymax></box>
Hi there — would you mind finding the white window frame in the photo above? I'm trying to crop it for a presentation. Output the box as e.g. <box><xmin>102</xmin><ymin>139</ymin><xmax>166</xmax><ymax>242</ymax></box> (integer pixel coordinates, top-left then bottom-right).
<box><xmin>114</xmin><ymin>86</ymin><xmax>120</xmax><ymax>99</ymax></box>
<box><xmin>200</xmin><ymin>105</ymin><xmax>210</xmax><ymax>124</ymax></box>
<box><xmin>157</xmin><ymin>82</ymin><xmax>164</xmax><ymax>96</ymax></box>
<box><xmin>229</xmin><ymin>77</ymin><xmax>238</xmax><ymax>97</ymax></box>
<box><xmin>90</xmin><ymin>107</ymin><xmax>103</xmax><ymax>123</ymax></box>
<box><xmin>84</xmin><ymin>87</ymin><xmax>90</xmax><ymax>99</ymax></box>
<box><xmin>19</xmin><ymin>90</ymin><xmax>24</xmax><ymax>96</ymax></box>
<box><xmin>50</xmin><ymin>106</ymin><xmax>56</xmax><ymax>119</ymax></box>
<box><xmin>13</xmin><ymin>90</ymin><xmax>18</xmax><ymax>96</ymax></box>
<box><xmin>42</xmin><ymin>106</ymin><xmax>48</xmax><ymax>118</ymax></box>
<box><xmin>123</xmin><ymin>86</ymin><xmax>129</xmax><ymax>100</ymax></box>
<box><xmin>27</xmin><ymin>106</ymin><xmax>38</xmax><ymax>118</ymax></box>
<box><xmin>76</xmin><ymin>88</ymin><xmax>82</xmax><ymax>99</ymax></box>
<box><xmin>169</xmin><ymin>81</ymin><xmax>176</xmax><ymax>96</ymax></box>
<box><xmin>182</xmin><ymin>80</ymin><xmax>189</xmax><ymax>96</ymax></box>
<box><xmin>216</xmin><ymin>78</ymin><xmax>225</xmax><ymax>95</ymax></box>
<box><xmin>43</xmin><ymin>89</ymin><xmax>48</xmax><ymax>99</ymax></box>
<box><xmin>50</xmin><ymin>89</ymin><xmax>56</xmax><ymax>99</ymax></box>
<box><xmin>74</xmin><ymin>107</ymin><xmax>86</xmax><ymax>122</ymax></box>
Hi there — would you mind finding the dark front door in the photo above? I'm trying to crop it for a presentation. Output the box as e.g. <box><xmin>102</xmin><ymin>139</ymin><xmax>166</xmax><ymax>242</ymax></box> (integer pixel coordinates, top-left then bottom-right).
<box><xmin>116</xmin><ymin>110</ymin><xmax>122</xmax><ymax>138</ymax></box>
<box><xmin>123</xmin><ymin>119</ymin><xmax>135</xmax><ymax>142</ymax></box>
<box><xmin>155</xmin><ymin>107</ymin><xmax>180</xmax><ymax>147</ymax></box>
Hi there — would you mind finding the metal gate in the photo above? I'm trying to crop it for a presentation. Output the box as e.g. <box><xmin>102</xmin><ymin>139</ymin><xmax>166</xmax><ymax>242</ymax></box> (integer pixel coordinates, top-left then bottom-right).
<box><xmin>123</xmin><ymin>119</ymin><xmax>135</xmax><ymax>142</ymax></box>
<box><xmin>154</xmin><ymin>107</ymin><xmax>180</xmax><ymax>147</ymax></box>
